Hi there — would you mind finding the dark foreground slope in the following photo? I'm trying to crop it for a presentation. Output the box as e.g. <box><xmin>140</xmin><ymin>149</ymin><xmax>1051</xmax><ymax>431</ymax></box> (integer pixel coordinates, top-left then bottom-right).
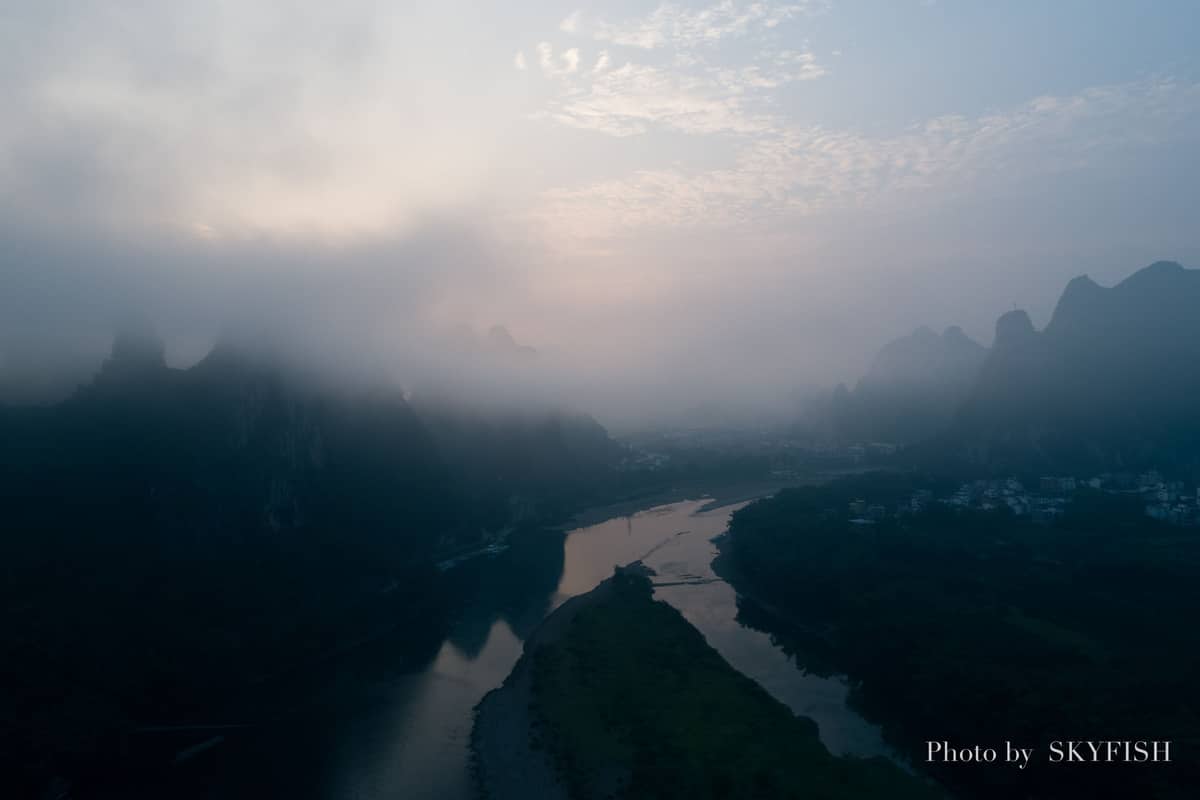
<box><xmin>719</xmin><ymin>473</ymin><xmax>1200</xmax><ymax>799</ymax></box>
<box><xmin>473</xmin><ymin>566</ymin><xmax>937</xmax><ymax>800</ymax></box>
<box><xmin>0</xmin><ymin>329</ymin><xmax>624</xmax><ymax>797</ymax></box>
<box><xmin>0</xmin><ymin>336</ymin><xmax>466</xmax><ymax>795</ymax></box>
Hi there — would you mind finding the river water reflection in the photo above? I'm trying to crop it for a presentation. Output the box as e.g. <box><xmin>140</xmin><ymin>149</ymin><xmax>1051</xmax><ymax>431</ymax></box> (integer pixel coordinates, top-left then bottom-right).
<box><xmin>561</xmin><ymin>500</ymin><xmax>896</xmax><ymax>760</ymax></box>
<box><xmin>137</xmin><ymin>498</ymin><xmax>898</xmax><ymax>799</ymax></box>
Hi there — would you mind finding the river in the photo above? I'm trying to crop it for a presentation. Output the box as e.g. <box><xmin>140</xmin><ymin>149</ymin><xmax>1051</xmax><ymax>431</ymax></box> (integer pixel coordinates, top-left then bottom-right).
<box><xmin>121</xmin><ymin>497</ymin><xmax>898</xmax><ymax>799</ymax></box>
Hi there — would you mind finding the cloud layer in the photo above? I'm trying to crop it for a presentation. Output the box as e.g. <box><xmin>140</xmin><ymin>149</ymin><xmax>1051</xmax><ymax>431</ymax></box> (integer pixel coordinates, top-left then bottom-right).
<box><xmin>2</xmin><ymin>1</ymin><xmax>1198</xmax><ymax>425</ymax></box>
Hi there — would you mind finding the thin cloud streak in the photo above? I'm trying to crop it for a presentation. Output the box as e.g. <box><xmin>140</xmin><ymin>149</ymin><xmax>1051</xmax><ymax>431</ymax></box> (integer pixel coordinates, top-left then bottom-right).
<box><xmin>568</xmin><ymin>2</ymin><xmax>828</xmax><ymax>51</ymax></box>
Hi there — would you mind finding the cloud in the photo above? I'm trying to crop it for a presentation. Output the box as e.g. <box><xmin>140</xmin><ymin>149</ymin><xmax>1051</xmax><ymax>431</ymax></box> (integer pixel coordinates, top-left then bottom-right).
<box><xmin>0</xmin><ymin>2</ymin><xmax>519</xmax><ymax>238</ymax></box>
<box><xmin>523</xmin><ymin>3</ymin><xmax>828</xmax><ymax>139</ymax></box>
<box><xmin>713</xmin><ymin>50</ymin><xmax>828</xmax><ymax>89</ymax></box>
<box><xmin>0</xmin><ymin>209</ymin><xmax>541</xmax><ymax>395</ymax></box>
<box><xmin>532</xmin><ymin>51</ymin><xmax>827</xmax><ymax>136</ymax></box>
<box><xmin>562</xmin><ymin>48</ymin><xmax>581</xmax><ymax>74</ymax></box>
<box><xmin>545</xmin><ymin>62</ymin><xmax>776</xmax><ymax>136</ymax></box>
<box><xmin>534</xmin><ymin>78</ymin><xmax>1200</xmax><ymax>240</ymax></box>
<box><xmin>536</xmin><ymin>42</ymin><xmax>583</xmax><ymax>77</ymax></box>
<box><xmin>514</xmin><ymin>50</ymin><xmax>527</xmax><ymax>70</ymax></box>
<box><xmin>570</xmin><ymin>2</ymin><xmax>827</xmax><ymax>50</ymax></box>
<box><xmin>537</xmin><ymin>41</ymin><xmax>556</xmax><ymax>73</ymax></box>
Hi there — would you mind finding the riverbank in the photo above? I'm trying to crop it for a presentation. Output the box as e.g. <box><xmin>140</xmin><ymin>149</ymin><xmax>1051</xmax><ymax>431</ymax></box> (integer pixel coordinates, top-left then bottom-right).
<box><xmin>710</xmin><ymin>538</ymin><xmax>838</xmax><ymax>654</ymax></box>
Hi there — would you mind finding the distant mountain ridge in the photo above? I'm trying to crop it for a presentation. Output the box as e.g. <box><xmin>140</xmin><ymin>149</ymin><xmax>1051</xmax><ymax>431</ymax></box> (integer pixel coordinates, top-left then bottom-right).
<box><xmin>817</xmin><ymin>260</ymin><xmax>1200</xmax><ymax>474</ymax></box>
<box><xmin>862</xmin><ymin>325</ymin><xmax>986</xmax><ymax>389</ymax></box>
<box><xmin>947</xmin><ymin>261</ymin><xmax>1200</xmax><ymax>472</ymax></box>
<box><xmin>829</xmin><ymin>324</ymin><xmax>988</xmax><ymax>444</ymax></box>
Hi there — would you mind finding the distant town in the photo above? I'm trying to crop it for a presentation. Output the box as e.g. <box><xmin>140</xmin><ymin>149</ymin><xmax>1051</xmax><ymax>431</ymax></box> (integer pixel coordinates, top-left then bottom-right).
<box><xmin>870</xmin><ymin>470</ymin><xmax>1200</xmax><ymax>528</ymax></box>
<box><xmin>616</xmin><ymin>429</ymin><xmax>1200</xmax><ymax>529</ymax></box>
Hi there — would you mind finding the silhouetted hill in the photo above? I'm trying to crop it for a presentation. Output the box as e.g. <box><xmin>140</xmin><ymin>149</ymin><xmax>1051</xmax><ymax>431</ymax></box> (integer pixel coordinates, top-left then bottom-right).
<box><xmin>443</xmin><ymin>323</ymin><xmax>538</xmax><ymax>361</ymax></box>
<box><xmin>948</xmin><ymin>261</ymin><xmax>1200</xmax><ymax>472</ymax></box>
<box><xmin>416</xmin><ymin>400</ymin><xmax>620</xmax><ymax>524</ymax></box>
<box><xmin>0</xmin><ymin>329</ymin><xmax>622</xmax><ymax>795</ymax></box>
<box><xmin>486</xmin><ymin>324</ymin><xmax>538</xmax><ymax>360</ymax></box>
<box><xmin>830</xmin><ymin>325</ymin><xmax>987</xmax><ymax>443</ymax></box>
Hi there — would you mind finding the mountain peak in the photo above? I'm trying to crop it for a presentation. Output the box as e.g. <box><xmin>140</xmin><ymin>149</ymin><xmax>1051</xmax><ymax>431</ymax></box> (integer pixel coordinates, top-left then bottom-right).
<box><xmin>108</xmin><ymin>317</ymin><xmax>165</xmax><ymax>369</ymax></box>
<box><xmin>1045</xmin><ymin>274</ymin><xmax>1105</xmax><ymax>336</ymax></box>
<box><xmin>994</xmin><ymin>309</ymin><xmax>1036</xmax><ymax>349</ymax></box>
<box><xmin>1139</xmin><ymin>259</ymin><xmax>1184</xmax><ymax>275</ymax></box>
<box><xmin>1116</xmin><ymin>260</ymin><xmax>1187</xmax><ymax>290</ymax></box>
<box><xmin>487</xmin><ymin>325</ymin><xmax>517</xmax><ymax>348</ymax></box>
<box><xmin>911</xmin><ymin>325</ymin><xmax>938</xmax><ymax>340</ymax></box>
<box><xmin>487</xmin><ymin>325</ymin><xmax>537</xmax><ymax>359</ymax></box>
<box><xmin>942</xmin><ymin>325</ymin><xmax>971</xmax><ymax>344</ymax></box>
<box><xmin>1062</xmin><ymin>273</ymin><xmax>1101</xmax><ymax>295</ymax></box>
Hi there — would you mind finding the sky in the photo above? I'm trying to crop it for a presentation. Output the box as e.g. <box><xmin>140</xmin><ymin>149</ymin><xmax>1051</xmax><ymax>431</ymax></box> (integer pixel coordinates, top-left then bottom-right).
<box><xmin>2</xmin><ymin>1</ymin><xmax>1198</xmax><ymax>424</ymax></box>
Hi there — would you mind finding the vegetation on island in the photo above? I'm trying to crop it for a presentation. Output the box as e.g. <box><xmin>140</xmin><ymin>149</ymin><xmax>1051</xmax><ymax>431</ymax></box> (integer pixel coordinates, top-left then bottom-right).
<box><xmin>528</xmin><ymin>569</ymin><xmax>938</xmax><ymax>800</ymax></box>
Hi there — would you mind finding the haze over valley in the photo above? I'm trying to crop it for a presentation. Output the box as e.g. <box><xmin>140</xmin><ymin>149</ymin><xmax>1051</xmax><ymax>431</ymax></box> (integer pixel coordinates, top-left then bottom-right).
<box><xmin>5</xmin><ymin>2</ymin><xmax>1200</xmax><ymax>428</ymax></box>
